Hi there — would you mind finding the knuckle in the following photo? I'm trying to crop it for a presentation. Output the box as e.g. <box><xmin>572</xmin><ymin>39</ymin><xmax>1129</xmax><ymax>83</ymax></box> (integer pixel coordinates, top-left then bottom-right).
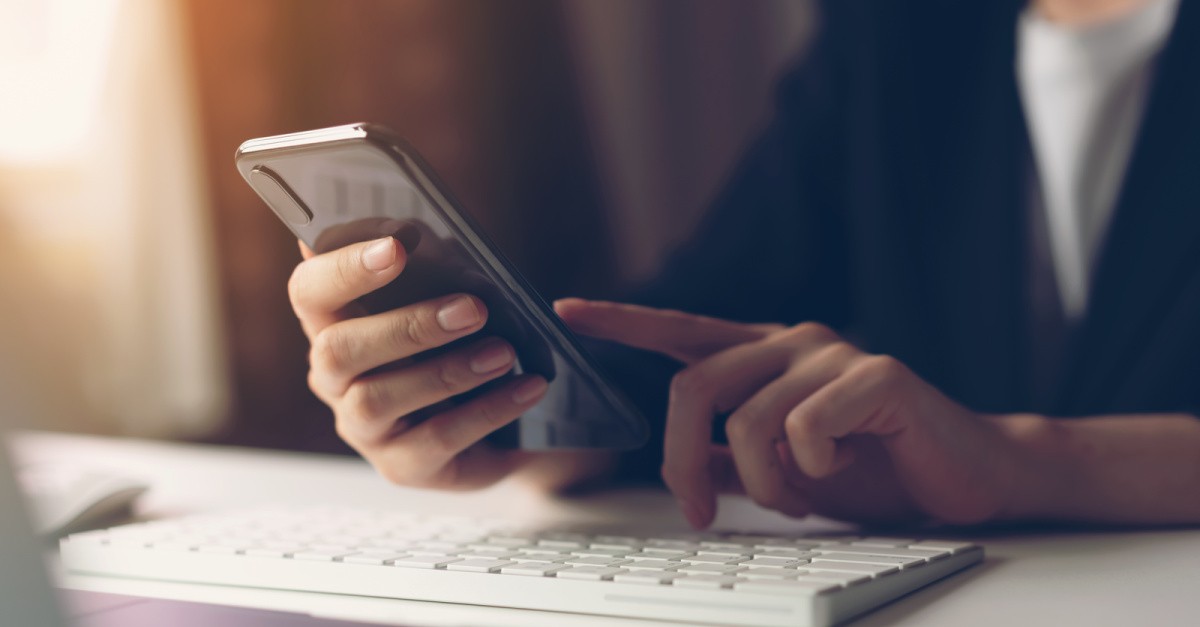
<box><xmin>427</xmin><ymin>358</ymin><xmax>465</xmax><ymax>394</ymax></box>
<box><xmin>784</xmin><ymin>407</ymin><xmax>816</xmax><ymax>440</ymax></box>
<box><xmin>724</xmin><ymin>412</ymin><xmax>753</xmax><ymax>444</ymax></box>
<box><xmin>824</xmin><ymin>340</ymin><xmax>859</xmax><ymax>361</ymax></box>
<box><xmin>343</xmin><ymin>380</ymin><xmax>388</xmax><ymax>425</ymax></box>
<box><xmin>419</xmin><ymin>421</ymin><xmax>454</xmax><ymax>455</ymax></box>
<box><xmin>286</xmin><ymin>265</ymin><xmax>308</xmax><ymax>310</ymax></box>
<box><xmin>856</xmin><ymin>354</ymin><xmax>907</xmax><ymax>383</ymax></box>
<box><xmin>789</xmin><ymin>321</ymin><xmax>835</xmax><ymax>343</ymax></box>
<box><xmin>391</xmin><ymin>311</ymin><xmax>436</xmax><ymax>349</ymax></box>
<box><xmin>307</xmin><ymin>369</ymin><xmax>332</xmax><ymax>404</ymax></box>
<box><xmin>797</xmin><ymin>340</ymin><xmax>857</xmax><ymax>367</ymax></box>
<box><xmin>477</xmin><ymin>399</ymin><xmax>514</xmax><ymax>428</ymax></box>
<box><xmin>669</xmin><ymin>368</ymin><xmax>709</xmax><ymax>399</ymax></box>
<box><xmin>334</xmin><ymin>248</ymin><xmax>360</xmax><ymax>292</ymax></box>
<box><xmin>309</xmin><ymin>328</ymin><xmax>349</xmax><ymax>379</ymax></box>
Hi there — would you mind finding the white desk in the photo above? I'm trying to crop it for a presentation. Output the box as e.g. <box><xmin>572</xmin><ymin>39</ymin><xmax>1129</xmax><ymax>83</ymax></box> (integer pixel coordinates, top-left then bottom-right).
<box><xmin>15</xmin><ymin>432</ymin><xmax>1199</xmax><ymax>626</ymax></box>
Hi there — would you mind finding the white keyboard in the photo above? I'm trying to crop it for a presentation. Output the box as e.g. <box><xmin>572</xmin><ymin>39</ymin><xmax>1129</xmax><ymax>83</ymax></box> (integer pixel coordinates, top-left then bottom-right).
<box><xmin>60</xmin><ymin>507</ymin><xmax>983</xmax><ymax>626</ymax></box>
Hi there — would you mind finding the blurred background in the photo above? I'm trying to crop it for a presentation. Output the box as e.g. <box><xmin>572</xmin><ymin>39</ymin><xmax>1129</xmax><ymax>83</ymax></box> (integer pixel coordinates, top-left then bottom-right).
<box><xmin>0</xmin><ymin>0</ymin><xmax>813</xmax><ymax>453</ymax></box>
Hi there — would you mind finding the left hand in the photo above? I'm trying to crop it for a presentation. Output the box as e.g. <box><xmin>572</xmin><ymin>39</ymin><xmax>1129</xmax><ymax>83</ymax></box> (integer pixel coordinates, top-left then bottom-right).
<box><xmin>555</xmin><ymin>298</ymin><xmax>1020</xmax><ymax>528</ymax></box>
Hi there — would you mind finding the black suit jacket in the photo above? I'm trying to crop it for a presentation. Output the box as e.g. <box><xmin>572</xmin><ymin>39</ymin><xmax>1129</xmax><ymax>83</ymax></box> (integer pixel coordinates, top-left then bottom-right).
<box><xmin>607</xmin><ymin>0</ymin><xmax>1200</xmax><ymax>477</ymax></box>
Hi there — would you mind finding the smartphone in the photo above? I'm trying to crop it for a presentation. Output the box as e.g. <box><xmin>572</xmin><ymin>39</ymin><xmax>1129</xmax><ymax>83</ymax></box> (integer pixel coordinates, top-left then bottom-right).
<box><xmin>235</xmin><ymin>123</ymin><xmax>649</xmax><ymax>450</ymax></box>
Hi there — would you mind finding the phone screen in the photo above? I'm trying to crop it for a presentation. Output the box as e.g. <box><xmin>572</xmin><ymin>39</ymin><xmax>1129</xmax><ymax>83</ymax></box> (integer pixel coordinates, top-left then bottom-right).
<box><xmin>236</xmin><ymin>126</ymin><xmax>648</xmax><ymax>450</ymax></box>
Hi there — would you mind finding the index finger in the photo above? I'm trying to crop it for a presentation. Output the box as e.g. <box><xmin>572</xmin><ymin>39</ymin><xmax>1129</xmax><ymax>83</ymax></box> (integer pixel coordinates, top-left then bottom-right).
<box><xmin>288</xmin><ymin>236</ymin><xmax>407</xmax><ymax>338</ymax></box>
<box><xmin>554</xmin><ymin>298</ymin><xmax>775</xmax><ymax>363</ymax></box>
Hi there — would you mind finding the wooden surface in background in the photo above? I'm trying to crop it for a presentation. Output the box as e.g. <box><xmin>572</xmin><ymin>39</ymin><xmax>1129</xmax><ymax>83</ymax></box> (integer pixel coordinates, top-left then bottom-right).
<box><xmin>181</xmin><ymin>0</ymin><xmax>613</xmax><ymax>451</ymax></box>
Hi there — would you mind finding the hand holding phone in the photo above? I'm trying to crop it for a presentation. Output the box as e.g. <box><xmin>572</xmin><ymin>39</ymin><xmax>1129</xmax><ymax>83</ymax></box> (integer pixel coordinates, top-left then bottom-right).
<box><xmin>237</xmin><ymin>124</ymin><xmax>647</xmax><ymax>489</ymax></box>
<box><xmin>288</xmin><ymin>235</ymin><xmax>559</xmax><ymax>490</ymax></box>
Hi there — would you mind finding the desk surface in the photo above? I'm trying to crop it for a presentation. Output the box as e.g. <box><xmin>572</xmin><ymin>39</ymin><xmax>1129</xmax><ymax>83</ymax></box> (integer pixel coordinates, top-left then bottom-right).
<box><xmin>14</xmin><ymin>432</ymin><xmax>1199</xmax><ymax>627</ymax></box>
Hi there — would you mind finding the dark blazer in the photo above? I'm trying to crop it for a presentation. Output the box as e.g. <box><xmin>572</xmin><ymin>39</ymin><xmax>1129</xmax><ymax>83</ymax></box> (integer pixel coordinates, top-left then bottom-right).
<box><xmin>607</xmin><ymin>0</ymin><xmax>1200</xmax><ymax>475</ymax></box>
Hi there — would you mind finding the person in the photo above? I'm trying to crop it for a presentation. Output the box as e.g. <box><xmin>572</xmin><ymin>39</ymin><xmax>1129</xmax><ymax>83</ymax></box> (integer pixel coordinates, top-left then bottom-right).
<box><xmin>286</xmin><ymin>0</ymin><xmax>1200</xmax><ymax>529</ymax></box>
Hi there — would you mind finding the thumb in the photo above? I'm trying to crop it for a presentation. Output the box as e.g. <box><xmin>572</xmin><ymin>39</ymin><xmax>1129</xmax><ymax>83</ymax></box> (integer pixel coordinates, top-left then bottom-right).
<box><xmin>554</xmin><ymin>298</ymin><xmax>770</xmax><ymax>363</ymax></box>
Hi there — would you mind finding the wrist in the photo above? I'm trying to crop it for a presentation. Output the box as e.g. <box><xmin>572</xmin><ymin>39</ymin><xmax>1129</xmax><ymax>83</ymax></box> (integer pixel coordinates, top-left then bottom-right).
<box><xmin>986</xmin><ymin>412</ymin><xmax>1073</xmax><ymax>521</ymax></box>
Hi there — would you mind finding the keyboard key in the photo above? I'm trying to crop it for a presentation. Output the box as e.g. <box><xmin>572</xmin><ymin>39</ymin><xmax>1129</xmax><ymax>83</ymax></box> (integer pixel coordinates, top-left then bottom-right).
<box><xmin>393</xmin><ymin>555</ymin><xmax>462</xmax><ymax>569</ymax></box>
<box><xmin>455</xmin><ymin>550</ymin><xmax>520</xmax><ymax>560</ymax></box>
<box><xmin>740</xmin><ymin>557</ymin><xmax>808</xmax><ymax>568</ymax></box>
<box><xmin>467</xmin><ymin>542</ymin><xmax>531</xmax><ymax>552</ymax></box>
<box><xmin>751</xmin><ymin>538</ymin><xmax>806</xmax><ymax>549</ymax></box>
<box><xmin>696</xmin><ymin>548</ymin><xmax>751</xmax><ymax>558</ymax></box>
<box><xmin>795</xmin><ymin>571</ymin><xmax>871</xmax><ymax>586</ymax></box>
<box><xmin>673</xmin><ymin>574</ymin><xmax>745</xmax><ymax>589</ymax></box>
<box><xmin>752</xmin><ymin>549</ymin><xmax>819</xmax><ymax>560</ymax></box>
<box><xmin>740</xmin><ymin>567</ymin><xmax>800</xmax><ymax>580</ymax></box>
<box><xmin>624</xmin><ymin>559</ymin><xmax>683</xmax><ymax>571</ymax></box>
<box><xmin>343</xmin><ymin>552</ymin><xmax>404</xmax><ymax>565</ymax></box>
<box><xmin>293</xmin><ymin>548</ymin><xmax>359</xmax><ymax>561</ymax></box>
<box><xmin>570</xmin><ymin>547</ymin><xmax>630</xmax><ymax>559</ymax></box>
<box><xmin>446</xmin><ymin>559</ymin><xmax>516</xmax><ymax>573</ymax></box>
<box><xmin>681</xmin><ymin>554</ymin><xmax>744</xmax><ymax>564</ymax></box>
<box><xmin>613</xmin><ymin>571</ymin><xmax>687</xmax><ymax>585</ymax></box>
<box><xmin>243</xmin><ymin>546</ymin><xmax>304</xmax><ymax>558</ymax></box>
<box><xmin>565</xmin><ymin>556</ymin><xmax>631</xmax><ymax>567</ymax></box>
<box><xmin>818</xmin><ymin>545</ymin><xmax>944</xmax><ymax>561</ymax></box>
<box><xmin>500</xmin><ymin>563</ymin><xmax>569</xmax><ymax>577</ymax></box>
<box><xmin>813</xmin><ymin>553</ymin><xmax>925</xmax><ymax>568</ymax></box>
<box><xmin>626</xmin><ymin>551</ymin><xmax>692</xmax><ymax>561</ymax></box>
<box><xmin>804</xmin><ymin>562</ymin><xmax>897</xmax><ymax>576</ymax></box>
<box><xmin>593</xmin><ymin>535</ymin><xmax>640</xmax><ymax>545</ymax></box>
<box><xmin>408</xmin><ymin>544</ymin><xmax>463</xmax><ymax>556</ymax></box>
<box><xmin>511</xmin><ymin>555</ymin><xmax>570</xmax><ymax>564</ymax></box>
<box><xmin>519</xmin><ymin>546</ymin><xmax>570</xmax><ymax>557</ymax></box>
<box><xmin>557</xmin><ymin>566</ymin><xmax>628</xmax><ymax>581</ymax></box>
<box><xmin>909</xmin><ymin>540</ymin><xmax>975</xmax><ymax>555</ymax></box>
<box><xmin>678</xmin><ymin>563</ymin><xmax>746</xmax><ymax>575</ymax></box>
<box><xmin>591</xmin><ymin>541</ymin><xmax>642</xmax><ymax>551</ymax></box>
<box><xmin>734</xmin><ymin>579</ymin><xmax>838</xmax><ymax>595</ymax></box>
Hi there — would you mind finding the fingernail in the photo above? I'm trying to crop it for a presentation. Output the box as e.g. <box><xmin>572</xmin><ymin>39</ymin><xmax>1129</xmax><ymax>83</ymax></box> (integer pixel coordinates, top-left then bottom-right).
<box><xmin>511</xmin><ymin>377</ymin><xmax>548</xmax><ymax>404</ymax></box>
<box><xmin>436</xmin><ymin>296</ymin><xmax>481</xmax><ymax>331</ymax></box>
<box><xmin>362</xmin><ymin>238</ymin><xmax>397</xmax><ymax>272</ymax></box>
<box><xmin>469</xmin><ymin>340</ymin><xmax>514</xmax><ymax>374</ymax></box>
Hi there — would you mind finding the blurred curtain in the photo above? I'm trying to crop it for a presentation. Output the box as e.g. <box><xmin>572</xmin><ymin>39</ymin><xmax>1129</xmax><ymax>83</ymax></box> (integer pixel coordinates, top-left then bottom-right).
<box><xmin>563</xmin><ymin>0</ymin><xmax>816</xmax><ymax>281</ymax></box>
<box><xmin>0</xmin><ymin>0</ymin><xmax>228</xmax><ymax>437</ymax></box>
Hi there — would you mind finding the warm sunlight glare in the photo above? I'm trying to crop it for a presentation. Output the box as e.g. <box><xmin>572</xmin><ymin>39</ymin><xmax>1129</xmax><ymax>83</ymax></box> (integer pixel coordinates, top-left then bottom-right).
<box><xmin>0</xmin><ymin>0</ymin><xmax>122</xmax><ymax>164</ymax></box>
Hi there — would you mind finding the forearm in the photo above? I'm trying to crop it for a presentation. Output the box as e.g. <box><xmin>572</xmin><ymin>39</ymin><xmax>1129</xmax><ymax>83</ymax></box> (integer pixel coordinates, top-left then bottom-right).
<box><xmin>996</xmin><ymin>412</ymin><xmax>1200</xmax><ymax>524</ymax></box>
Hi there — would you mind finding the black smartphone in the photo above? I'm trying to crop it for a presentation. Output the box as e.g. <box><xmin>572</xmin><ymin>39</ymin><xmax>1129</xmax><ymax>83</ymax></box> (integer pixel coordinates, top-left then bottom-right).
<box><xmin>235</xmin><ymin>123</ymin><xmax>648</xmax><ymax>450</ymax></box>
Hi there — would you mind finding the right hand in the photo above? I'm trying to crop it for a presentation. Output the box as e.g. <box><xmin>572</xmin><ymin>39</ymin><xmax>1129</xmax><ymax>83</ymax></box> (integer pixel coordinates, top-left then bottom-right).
<box><xmin>288</xmin><ymin>236</ymin><xmax>550</xmax><ymax>491</ymax></box>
